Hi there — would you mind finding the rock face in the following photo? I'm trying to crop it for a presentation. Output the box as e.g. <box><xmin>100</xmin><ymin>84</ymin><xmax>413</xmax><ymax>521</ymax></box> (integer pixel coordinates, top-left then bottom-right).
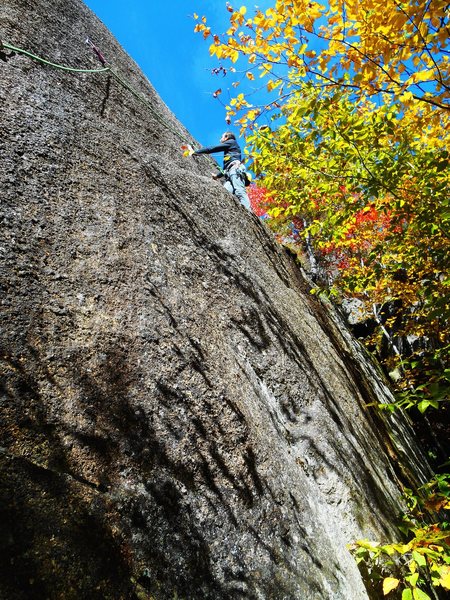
<box><xmin>0</xmin><ymin>1</ymin><xmax>427</xmax><ymax>598</ymax></box>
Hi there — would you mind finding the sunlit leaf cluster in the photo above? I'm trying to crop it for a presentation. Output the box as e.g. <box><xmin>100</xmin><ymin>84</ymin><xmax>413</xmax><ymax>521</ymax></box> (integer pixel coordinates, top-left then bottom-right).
<box><xmin>245</xmin><ymin>87</ymin><xmax>449</xmax><ymax>398</ymax></box>
<box><xmin>350</xmin><ymin>473</ymin><xmax>450</xmax><ymax>599</ymax></box>
<box><xmin>196</xmin><ymin>0</ymin><xmax>449</xmax><ymax>409</ymax></box>
<box><xmin>195</xmin><ymin>0</ymin><xmax>449</xmax><ymax>128</ymax></box>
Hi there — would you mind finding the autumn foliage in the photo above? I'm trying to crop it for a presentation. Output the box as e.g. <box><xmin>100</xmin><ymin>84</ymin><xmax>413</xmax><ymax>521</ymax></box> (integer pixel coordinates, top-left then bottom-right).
<box><xmin>195</xmin><ymin>0</ymin><xmax>449</xmax><ymax>408</ymax></box>
<box><xmin>247</xmin><ymin>184</ymin><xmax>271</xmax><ymax>217</ymax></box>
<box><xmin>196</xmin><ymin>2</ymin><xmax>449</xmax><ymax>595</ymax></box>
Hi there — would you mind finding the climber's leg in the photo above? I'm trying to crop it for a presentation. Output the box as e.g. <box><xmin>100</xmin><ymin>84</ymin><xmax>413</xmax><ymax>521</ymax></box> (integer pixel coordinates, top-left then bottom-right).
<box><xmin>225</xmin><ymin>168</ymin><xmax>251</xmax><ymax>211</ymax></box>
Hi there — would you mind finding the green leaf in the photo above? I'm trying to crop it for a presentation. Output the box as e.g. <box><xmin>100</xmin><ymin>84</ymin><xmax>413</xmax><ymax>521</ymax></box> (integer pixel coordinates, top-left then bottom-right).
<box><xmin>412</xmin><ymin>551</ymin><xmax>427</xmax><ymax>567</ymax></box>
<box><xmin>406</xmin><ymin>572</ymin><xmax>419</xmax><ymax>586</ymax></box>
<box><xmin>417</xmin><ymin>400</ymin><xmax>431</xmax><ymax>413</ymax></box>
<box><xmin>402</xmin><ymin>590</ymin><xmax>413</xmax><ymax>600</ymax></box>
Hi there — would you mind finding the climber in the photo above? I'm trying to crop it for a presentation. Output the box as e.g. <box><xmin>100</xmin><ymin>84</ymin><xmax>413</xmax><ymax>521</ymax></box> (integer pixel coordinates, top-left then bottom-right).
<box><xmin>187</xmin><ymin>132</ymin><xmax>251</xmax><ymax>211</ymax></box>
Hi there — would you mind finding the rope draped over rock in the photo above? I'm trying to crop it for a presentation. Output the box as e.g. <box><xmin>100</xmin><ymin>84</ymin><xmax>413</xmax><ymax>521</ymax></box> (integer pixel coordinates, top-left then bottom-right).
<box><xmin>1</xmin><ymin>39</ymin><xmax>191</xmax><ymax>145</ymax></box>
<box><xmin>1</xmin><ymin>41</ymin><xmax>110</xmax><ymax>73</ymax></box>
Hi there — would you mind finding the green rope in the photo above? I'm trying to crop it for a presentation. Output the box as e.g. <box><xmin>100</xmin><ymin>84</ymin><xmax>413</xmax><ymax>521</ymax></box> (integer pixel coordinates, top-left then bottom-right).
<box><xmin>1</xmin><ymin>40</ymin><xmax>218</xmax><ymax>164</ymax></box>
<box><xmin>2</xmin><ymin>42</ymin><xmax>110</xmax><ymax>73</ymax></box>
<box><xmin>2</xmin><ymin>40</ymin><xmax>192</xmax><ymax>144</ymax></box>
<box><xmin>107</xmin><ymin>71</ymin><xmax>217</xmax><ymax>163</ymax></box>
<box><xmin>108</xmin><ymin>68</ymin><xmax>217</xmax><ymax>165</ymax></box>
<box><xmin>108</xmin><ymin>66</ymin><xmax>190</xmax><ymax>144</ymax></box>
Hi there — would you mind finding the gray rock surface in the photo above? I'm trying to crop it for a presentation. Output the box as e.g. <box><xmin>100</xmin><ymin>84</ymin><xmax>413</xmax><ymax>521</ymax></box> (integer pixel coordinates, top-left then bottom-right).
<box><xmin>0</xmin><ymin>1</ymin><xmax>426</xmax><ymax>598</ymax></box>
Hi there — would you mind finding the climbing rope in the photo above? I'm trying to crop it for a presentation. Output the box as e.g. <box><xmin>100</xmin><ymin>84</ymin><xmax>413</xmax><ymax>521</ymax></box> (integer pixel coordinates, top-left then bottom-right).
<box><xmin>1</xmin><ymin>39</ymin><xmax>194</xmax><ymax>147</ymax></box>
<box><xmin>107</xmin><ymin>65</ymin><xmax>189</xmax><ymax>143</ymax></box>
<box><xmin>2</xmin><ymin>39</ymin><xmax>221</xmax><ymax>172</ymax></box>
<box><xmin>1</xmin><ymin>41</ymin><xmax>110</xmax><ymax>73</ymax></box>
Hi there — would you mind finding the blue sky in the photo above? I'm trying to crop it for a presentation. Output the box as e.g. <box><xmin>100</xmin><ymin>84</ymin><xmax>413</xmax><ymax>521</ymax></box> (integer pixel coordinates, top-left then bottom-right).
<box><xmin>84</xmin><ymin>1</ymin><xmax>272</xmax><ymax>146</ymax></box>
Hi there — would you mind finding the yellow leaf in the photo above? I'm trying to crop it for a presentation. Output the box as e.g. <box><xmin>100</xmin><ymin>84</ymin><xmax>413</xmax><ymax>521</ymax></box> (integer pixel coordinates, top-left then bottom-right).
<box><xmin>246</xmin><ymin>72</ymin><xmax>255</xmax><ymax>80</ymax></box>
<box><xmin>440</xmin><ymin>566</ymin><xmax>450</xmax><ymax>590</ymax></box>
<box><xmin>383</xmin><ymin>577</ymin><xmax>400</xmax><ymax>595</ymax></box>
<box><xmin>400</xmin><ymin>91</ymin><xmax>414</xmax><ymax>103</ymax></box>
<box><xmin>412</xmin><ymin>70</ymin><xmax>434</xmax><ymax>83</ymax></box>
<box><xmin>230</xmin><ymin>49</ymin><xmax>239</xmax><ymax>63</ymax></box>
<box><xmin>266</xmin><ymin>78</ymin><xmax>282</xmax><ymax>92</ymax></box>
<box><xmin>239</xmin><ymin>6</ymin><xmax>247</xmax><ymax>15</ymax></box>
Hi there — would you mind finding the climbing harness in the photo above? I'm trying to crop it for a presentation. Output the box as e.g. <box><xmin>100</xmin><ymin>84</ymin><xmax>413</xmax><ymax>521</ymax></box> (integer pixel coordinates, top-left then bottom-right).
<box><xmin>224</xmin><ymin>161</ymin><xmax>252</xmax><ymax>187</ymax></box>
